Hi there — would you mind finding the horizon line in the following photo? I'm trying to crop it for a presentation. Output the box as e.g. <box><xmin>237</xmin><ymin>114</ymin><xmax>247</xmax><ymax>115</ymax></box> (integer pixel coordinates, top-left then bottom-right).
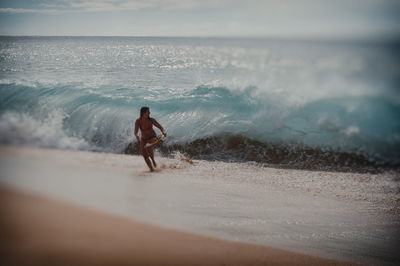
<box><xmin>0</xmin><ymin>34</ymin><xmax>399</xmax><ymax>43</ymax></box>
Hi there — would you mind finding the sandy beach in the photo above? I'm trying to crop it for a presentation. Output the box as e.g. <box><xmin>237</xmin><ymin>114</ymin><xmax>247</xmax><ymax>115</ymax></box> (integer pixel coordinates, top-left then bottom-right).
<box><xmin>0</xmin><ymin>185</ymin><xmax>351</xmax><ymax>266</ymax></box>
<box><xmin>0</xmin><ymin>145</ymin><xmax>398</xmax><ymax>265</ymax></box>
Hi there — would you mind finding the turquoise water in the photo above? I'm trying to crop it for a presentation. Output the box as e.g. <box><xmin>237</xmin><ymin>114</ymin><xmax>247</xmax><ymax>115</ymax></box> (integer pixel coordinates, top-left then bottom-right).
<box><xmin>0</xmin><ymin>36</ymin><xmax>399</xmax><ymax>170</ymax></box>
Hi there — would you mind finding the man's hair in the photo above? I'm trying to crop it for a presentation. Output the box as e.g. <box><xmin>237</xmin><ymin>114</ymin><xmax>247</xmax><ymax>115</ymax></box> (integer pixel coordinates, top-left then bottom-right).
<box><xmin>140</xmin><ymin>106</ymin><xmax>149</xmax><ymax>117</ymax></box>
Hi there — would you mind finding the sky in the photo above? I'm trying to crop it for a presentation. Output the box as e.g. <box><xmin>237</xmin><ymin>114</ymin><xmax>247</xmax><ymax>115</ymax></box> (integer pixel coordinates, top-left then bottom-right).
<box><xmin>0</xmin><ymin>0</ymin><xmax>399</xmax><ymax>39</ymax></box>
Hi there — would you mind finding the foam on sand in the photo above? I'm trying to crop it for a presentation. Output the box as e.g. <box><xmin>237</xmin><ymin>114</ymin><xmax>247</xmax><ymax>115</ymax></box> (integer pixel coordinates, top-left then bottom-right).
<box><xmin>0</xmin><ymin>145</ymin><xmax>399</xmax><ymax>265</ymax></box>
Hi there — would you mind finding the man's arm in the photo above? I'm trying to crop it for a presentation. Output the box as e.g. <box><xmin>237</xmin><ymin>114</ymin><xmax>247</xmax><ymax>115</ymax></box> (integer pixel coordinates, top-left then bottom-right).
<box><xmin>134</xmin><ymin>119</ymin><xmax>140</xmax><ymax>142</ymax></box>
<box><xmin>151</xmin><ymin>118</ymin><xmax>166</xmax><ymax>136</ymax></box>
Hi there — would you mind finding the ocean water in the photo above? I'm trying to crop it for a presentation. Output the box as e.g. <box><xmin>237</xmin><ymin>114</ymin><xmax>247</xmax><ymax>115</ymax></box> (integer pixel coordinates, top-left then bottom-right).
<box><xmin>0</xmin><ymin>36</ymin><xmax>399</xmax><ymax>171</ymax></box>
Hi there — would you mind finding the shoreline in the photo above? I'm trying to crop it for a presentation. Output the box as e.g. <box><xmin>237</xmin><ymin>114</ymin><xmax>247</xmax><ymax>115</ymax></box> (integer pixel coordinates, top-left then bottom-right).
<box><xmin>0</xmin><ymin>144</ymin><xmax>398</xmax><ymax>265</ymax></box>
<box><xmin>124</xmin><ymin>134</ymin><xmax>395</xmax><ymax>175</ymax></box>
<box><xmin>0</xmin><ymin>186</ymin><xmax>354</xmax><ymax>266</ymax></box>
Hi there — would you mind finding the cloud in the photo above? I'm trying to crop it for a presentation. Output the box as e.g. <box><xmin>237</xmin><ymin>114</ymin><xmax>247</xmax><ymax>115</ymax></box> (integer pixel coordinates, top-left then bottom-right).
<box><xmin>0</xmin><ymin>8</ymin><xmax>58</xmax><ymax>14</ymax></box>
<box><xmin>0</xmin><ymin>0</ymin><xmax>398</xmax><ymax>38</ymax></box>
<box><xmin>0</xmin><ymin>0</ymin><xmax>227</xmax><ymax>13</ymax></box>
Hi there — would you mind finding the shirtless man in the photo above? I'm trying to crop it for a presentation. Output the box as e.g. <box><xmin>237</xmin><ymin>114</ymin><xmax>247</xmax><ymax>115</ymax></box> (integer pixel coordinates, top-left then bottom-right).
<box><xmin>134</xmin><ymin>107</ymin><xmax>167</xmax><ymax>172</ymax></box>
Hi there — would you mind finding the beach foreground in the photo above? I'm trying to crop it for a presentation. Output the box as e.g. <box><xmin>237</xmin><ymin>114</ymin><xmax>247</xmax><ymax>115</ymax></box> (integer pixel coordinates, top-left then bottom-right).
<box><xmin>0</xmin><ymin>145</ymin><xmax>398</xmax><ymax>265</ymax></box>
<box><xmin>0</xmin><ymin>186</ymin><xmax>349</xmax><ymax>266</ymax></box>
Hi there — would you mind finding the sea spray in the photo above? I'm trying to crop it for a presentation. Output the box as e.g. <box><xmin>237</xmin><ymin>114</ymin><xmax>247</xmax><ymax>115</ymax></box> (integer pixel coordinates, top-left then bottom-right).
<box><xmin>0</xmin><ymin>110</ymin><xmax>89</xmax><ymax>150</ymax></box>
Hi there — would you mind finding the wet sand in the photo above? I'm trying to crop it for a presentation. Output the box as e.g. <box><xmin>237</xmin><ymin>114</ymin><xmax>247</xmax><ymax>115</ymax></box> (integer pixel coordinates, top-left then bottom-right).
<box><xmin>0</xmin><ymin>186</ymin><xmax>353</xmax><ymax>266</ymax></box>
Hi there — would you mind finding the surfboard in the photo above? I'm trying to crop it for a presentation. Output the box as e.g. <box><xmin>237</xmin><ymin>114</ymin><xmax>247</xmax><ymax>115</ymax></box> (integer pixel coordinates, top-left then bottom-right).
<box><xmin>145</xmin><ymin>135</ymin><xmax>166</xmax><ymax>148</ymax></box>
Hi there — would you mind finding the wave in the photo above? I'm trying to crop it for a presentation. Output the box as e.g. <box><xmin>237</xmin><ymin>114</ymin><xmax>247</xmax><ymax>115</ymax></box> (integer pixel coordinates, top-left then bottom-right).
<box><xmin>1</xmin><ymin>36</ymin><xmax>399</xmax><ymax>173</ymax></box>
<box><xmin>147</xmin><ymin>85</ymin><xmax>400</xmax><ymax>167</ymax></box>
<box><xmin>0</xmin><ymin>81</ymin><xmax>399</xmax><ymax>171</ymax></box>
<box><xmin>0</xmin><ymin>111</ymin><xmax>90</xmax><ymax>150</ymax></box>
<box><xmin>124</xmin><ymin>134</ymin><xmax>384</xmax><ymax>173</ymax></box>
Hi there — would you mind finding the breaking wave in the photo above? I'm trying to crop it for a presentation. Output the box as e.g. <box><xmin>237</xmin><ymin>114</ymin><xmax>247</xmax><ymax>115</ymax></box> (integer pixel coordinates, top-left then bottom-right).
<box><xmin>1</xmin><ymin>36</ymin><xmax>399</xmax><ymax>172</ymax></box>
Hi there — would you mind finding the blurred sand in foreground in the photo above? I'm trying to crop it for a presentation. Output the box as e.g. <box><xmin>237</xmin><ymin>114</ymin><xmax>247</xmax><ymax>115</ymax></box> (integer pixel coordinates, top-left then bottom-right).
<box><xmin>0</xmin><ymin>186</ymin><xmax>353</xmax><ymax>266</ymax></box>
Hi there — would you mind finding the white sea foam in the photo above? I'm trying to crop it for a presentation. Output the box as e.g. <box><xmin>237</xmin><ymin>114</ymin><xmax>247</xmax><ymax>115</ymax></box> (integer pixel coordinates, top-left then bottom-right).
<box><xmin>0</xmin><ymin>111</ymin><xmax>89</xmax><ymax>150</ymax></box>
<box><xmin>344</xmin><ymin>125</ymin><xmax>360</xmax><ymax>136</ymax></box>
